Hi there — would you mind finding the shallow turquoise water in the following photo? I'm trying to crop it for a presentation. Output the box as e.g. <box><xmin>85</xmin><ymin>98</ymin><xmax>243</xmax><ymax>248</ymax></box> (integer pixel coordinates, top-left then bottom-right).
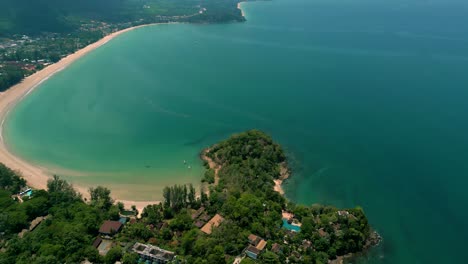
<box><xmin>282</xmin><ymin>218</ymin><xmax>301</xmax><ymax>232</ymax></box>
<box><xmin>4</xmin><ymin>0</ymin><xmax>468</xmax><ymax>262</ymax></box>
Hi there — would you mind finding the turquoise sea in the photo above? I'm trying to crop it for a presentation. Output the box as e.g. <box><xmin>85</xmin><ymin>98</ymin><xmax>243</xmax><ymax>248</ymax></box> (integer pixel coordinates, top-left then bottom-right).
<box><xmin>4</xmin><ymin>0</ymin><xmax>468</xmax><ymax>262</ymax></box>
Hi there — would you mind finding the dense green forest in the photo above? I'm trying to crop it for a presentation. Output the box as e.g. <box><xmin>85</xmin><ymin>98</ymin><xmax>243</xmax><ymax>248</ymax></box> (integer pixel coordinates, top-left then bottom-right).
<box><xmin>0</xmin><ymin>131</ymin><xmax>378</xmax><ymax>263</ymax></box>
<box><xmin>0</xmin><ymin>0</ymin><xmax>244</xmax><ymax>36</ymax></box>
<box><xmin>0</xmin><ymin>0</ymin><xmax>244</xmax><ymax>91</ymax></box>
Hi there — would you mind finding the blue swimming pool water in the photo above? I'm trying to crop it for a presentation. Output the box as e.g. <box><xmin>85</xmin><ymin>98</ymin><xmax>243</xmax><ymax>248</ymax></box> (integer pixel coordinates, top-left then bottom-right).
<box><xmin>282</xmin><ymin>218</ymin><xmax>300</xmax><ymax>232</ymax></box>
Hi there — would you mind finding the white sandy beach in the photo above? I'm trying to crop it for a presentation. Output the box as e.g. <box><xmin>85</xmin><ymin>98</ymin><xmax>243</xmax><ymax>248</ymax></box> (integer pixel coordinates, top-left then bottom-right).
<box><xmin>238</xmin><ymin>2</ymin><xmax>246</xmax><ymax>17</ymax></box>
<box><xmin>274</xmin><ymin>163</ymin><xmax>290</xmax><ymax>195</ymax></box>
<box><xmin>0</xmin><ymin>24</ymin><xmax>163</xmax><ymax>212</ymax></box>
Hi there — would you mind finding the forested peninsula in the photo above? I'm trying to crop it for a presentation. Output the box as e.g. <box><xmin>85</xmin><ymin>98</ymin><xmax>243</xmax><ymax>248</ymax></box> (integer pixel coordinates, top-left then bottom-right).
<box><xmin>0</xmin><ymin>130</ymin><xmax>380</xmax><ymax>263</ymax></box>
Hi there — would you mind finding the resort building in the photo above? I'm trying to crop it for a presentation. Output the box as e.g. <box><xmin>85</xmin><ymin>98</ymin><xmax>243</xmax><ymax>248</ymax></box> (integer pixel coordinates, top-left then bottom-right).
<box><xmin>98</xmin><ymin>220</ymin><xmax>123</xmax><ymax>237</ymax></box>
<box><xmin>245</xmin><ymin>234</ymin><xmax>267</xmax><ymax>259</ymax></box>
<box><xmin>271</xmin><ymin>243</ymin><xmax>282</xmax><ymax>253</ymax></box>
<box><xmin>132</xmin><ymin>242</ymin><xmax>175</xmax><ymax>263</ymax></box>
<box><xmin>200</xmin><ymin>214</ymin><xmax>224</xmax><ymax>235</ymax></box>
<box><xmin>245</xmin><ymin>245</ymin><xmax>261</xmax><ymax>259</ymax></box>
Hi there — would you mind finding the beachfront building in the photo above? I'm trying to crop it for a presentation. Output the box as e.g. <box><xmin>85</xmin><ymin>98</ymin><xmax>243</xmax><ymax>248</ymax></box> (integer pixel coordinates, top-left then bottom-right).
<box><xmin>132</xmin><ymin>242</ymin><xmax>175</xmax><ymax>263</ymax></box>
<box><xmin>98</xmin><ymin>220</ymin><xmax>123</xmax><ymax>237</ymax></box>
<box><xmin>245</xmin><ymin>234</ymin><xmax>267</xmax><ymax>259</ymax></box>
<box><xmin>200</xmin><ymin>213</ymin><xmax>224</xmax><ymax>235</ymax></box>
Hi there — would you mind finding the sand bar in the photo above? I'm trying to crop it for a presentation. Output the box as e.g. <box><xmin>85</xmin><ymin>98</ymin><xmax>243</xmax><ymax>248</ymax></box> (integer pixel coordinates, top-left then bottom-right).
<box><xmin>0</xmin><ymin>23</ymin><xmax>165</xmax><ymax>211</ymax></box>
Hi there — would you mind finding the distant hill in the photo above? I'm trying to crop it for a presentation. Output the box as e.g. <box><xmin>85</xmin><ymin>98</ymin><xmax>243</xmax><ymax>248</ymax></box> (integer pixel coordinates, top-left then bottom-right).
<box><xmin>0</xmin><ymin>0</ymin><xmax>242</xmax><ymax>36</ymax></box>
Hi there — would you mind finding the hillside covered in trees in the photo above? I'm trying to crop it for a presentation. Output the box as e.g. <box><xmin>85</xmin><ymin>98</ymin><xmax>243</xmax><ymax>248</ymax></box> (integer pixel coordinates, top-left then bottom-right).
<box><xmin>0</xmin><ymin>0</ymin><xmax>244</xmax><ymax>36</ymax></box>
<box><xmin>0</xmin><ymin>0</ymin><xmax>245</xmax><ymax>91</ymax></box>
<box><xmin>0</xmin><ymin>130</ymin><xmax>379</xmax><ymax>263</ymax></box>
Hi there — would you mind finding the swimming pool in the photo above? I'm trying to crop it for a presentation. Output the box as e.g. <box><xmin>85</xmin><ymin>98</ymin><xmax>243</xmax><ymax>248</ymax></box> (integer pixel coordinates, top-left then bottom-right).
<box><xmin>282</xmin><ymin>218</ymin><xmax>300</xmax><ymax>232</ymax></box>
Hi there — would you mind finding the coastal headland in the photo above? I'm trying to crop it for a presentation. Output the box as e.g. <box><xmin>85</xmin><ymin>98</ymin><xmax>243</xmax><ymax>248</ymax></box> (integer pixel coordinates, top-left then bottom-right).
<box><xmin>199</xmin><ymin>130</ymin><xmax>379</xmax><ymax>262</ymax></box>
<box><xmin>0</xmin><ymin>129</ymin><xmax>378</xmax><ymax>262</ymax></box>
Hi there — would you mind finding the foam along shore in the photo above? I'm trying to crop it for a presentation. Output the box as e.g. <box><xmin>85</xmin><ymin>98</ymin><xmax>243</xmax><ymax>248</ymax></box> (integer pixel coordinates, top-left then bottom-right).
<box><xmin>0</xmin><ymin>23</ymin><xmax>166</xmax><ymax>211</ymax></box>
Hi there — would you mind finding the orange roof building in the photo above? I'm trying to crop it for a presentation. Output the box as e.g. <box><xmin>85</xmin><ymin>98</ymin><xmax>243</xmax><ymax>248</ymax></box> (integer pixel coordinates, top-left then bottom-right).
<box><xmin>200</xmin><ymin>214</ymin><xmax>224</xmax><ymax>234</ymax></box>
<box><xmin>246</xmin><ymin>234</ymin><xmax>267</xmax><ymax>259</ymax></box>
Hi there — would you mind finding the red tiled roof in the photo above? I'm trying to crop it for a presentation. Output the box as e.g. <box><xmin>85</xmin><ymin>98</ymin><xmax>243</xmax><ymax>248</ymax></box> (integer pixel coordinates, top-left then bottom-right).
<box><xmin>248</xmin><ymin>234</ymin><xmax>259</xmax><ymax>243</ymax></box>
<box><xmin>99</xmin><ymin>221</ymin><xmax>123</xmax><ymax>235</ymax></box>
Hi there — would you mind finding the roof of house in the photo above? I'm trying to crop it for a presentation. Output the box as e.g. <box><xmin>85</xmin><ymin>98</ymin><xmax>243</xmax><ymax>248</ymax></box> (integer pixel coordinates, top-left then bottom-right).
<box><xmin>99</xmin><ymin>220</ymin><xmax>123</xmax><ymax>234</ymax></box>
<box><xmin>248</xmin><ymin>234</ymin><xmax>259</xmax><ymax>243</ymax></box>
<box><xmin>271</xmin><ymin>243</ymin><xmax>281</xmax><ymax>253</ymax></box>
<box><xmin>302</xmin><ymin>239</ymin><xmax>312</xmax><ymax>249</ymax></box>
<box><xmin>256</xmin><ymin>239</ymin><xmax>267</xmax><ymax>251</ymax></box>
<box><xmin>93</xmin><ymin>237</ymin><xmax>103</xmax><ymax>248</ymax></box>
<box><xmin>200</xmin><ymin>214</ymin><xmax>224</xmax><ymax>234</ymax></box>
<box><xmin>248</xmin><ymin>234</ymin><xmax>267</xmax><ymax>251</ymax></box>
<box><xmin>318</xmin><ymin>228</ymin><xmax>328</xmax><ymax>237</ymax></box>
<box><xmin>246</xmin><ymin>245</ymin><xmax>260</xmax><ymax>255</ymax></box>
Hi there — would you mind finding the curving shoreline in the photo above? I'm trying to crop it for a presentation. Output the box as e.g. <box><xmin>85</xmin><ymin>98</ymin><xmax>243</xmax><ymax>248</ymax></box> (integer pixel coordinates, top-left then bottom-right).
<box><xmin>0</xmin><ymin>23</ymin><xmax>168</xmax><ymax>213</ymax></box>
<box><xmin>0</xmin><ymin>3</ymin><xmax>249</xmax><ymax>215</ymax></box>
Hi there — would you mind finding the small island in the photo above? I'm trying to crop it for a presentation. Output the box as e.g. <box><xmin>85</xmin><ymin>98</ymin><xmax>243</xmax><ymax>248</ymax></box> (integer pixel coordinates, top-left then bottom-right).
<box><xmin>0</xmin><ymin>130</ymin><xmax>379</xmax><ymax>263</ymax></box>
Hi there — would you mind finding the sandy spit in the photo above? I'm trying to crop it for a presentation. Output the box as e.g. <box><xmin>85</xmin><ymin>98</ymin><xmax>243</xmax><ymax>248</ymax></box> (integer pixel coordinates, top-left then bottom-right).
<box><xmin>238</xmin><ymin>2</ymin><xmax>246</xmax><ymax>17</ymax></box>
